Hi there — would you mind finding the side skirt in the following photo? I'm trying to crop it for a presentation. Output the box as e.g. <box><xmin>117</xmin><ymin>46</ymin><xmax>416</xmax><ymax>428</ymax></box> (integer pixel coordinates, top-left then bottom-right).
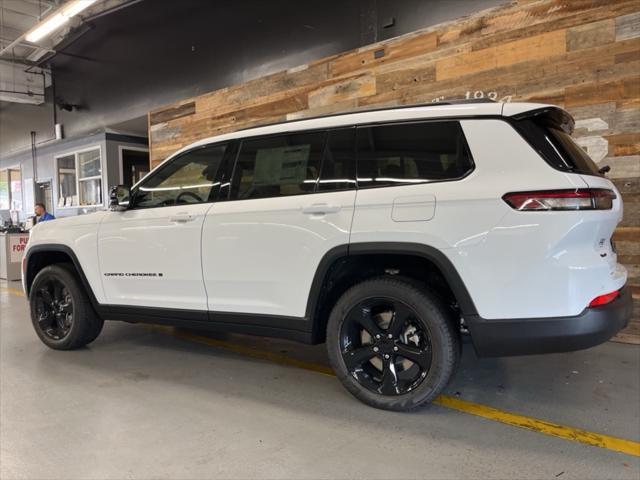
<box><xmin>97</xmin><ymin>305</ymin><xmax>314</xmax><ymax>344</ymax></box>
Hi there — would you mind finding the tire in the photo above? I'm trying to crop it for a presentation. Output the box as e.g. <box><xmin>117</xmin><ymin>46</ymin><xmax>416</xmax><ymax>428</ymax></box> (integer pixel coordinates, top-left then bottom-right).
<box><xmin>326</xmin><ymin>276</ymin><xmax>460</xmax><ymax>411</ymax></box>
<box><xmin>29</xmin><ymin>264</ymin><xmax>104</xmax><ymax>350</ymax></box>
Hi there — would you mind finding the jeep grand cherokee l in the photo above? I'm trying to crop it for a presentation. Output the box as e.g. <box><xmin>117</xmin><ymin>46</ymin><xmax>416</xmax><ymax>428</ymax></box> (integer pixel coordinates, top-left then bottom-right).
<box><xmin>23</xmin><ymin>100</ymin><xmax>633</xmax><ymax>411</ymax></box>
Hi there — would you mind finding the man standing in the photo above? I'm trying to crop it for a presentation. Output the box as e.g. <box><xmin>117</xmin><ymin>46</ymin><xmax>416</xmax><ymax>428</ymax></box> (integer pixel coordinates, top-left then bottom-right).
<box><xmin>34</xmin><ymin>203</ymin><xmax>55</xmax><ymax>222</ymax></box>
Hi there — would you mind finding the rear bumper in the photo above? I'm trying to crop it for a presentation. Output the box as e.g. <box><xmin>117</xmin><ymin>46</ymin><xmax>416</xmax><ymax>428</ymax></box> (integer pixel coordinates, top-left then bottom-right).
<box><xmin>466</xmin><ymin>286</ymin><xmax>633</xmax><ymax>357</ymax></box>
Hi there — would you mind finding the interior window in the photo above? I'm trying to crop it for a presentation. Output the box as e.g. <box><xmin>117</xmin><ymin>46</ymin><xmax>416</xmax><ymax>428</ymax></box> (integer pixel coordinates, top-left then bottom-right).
<box><xmin>231</xmin><ymin>131</ymin><xmax>325</xmax><ymax>200</ymax></box>
<box><xmin>356</xmin><ymin>121</ymin><xmax>473</xmax><ymax>188</ymax></box>
<box><xmin>318</xmin><ymin>128</ymin><xmax>356</xmax><ymax>192</ymax></box>
<box><xmin>132</xmin><ymin>144</ymin><xmax>226</xmax><ymax>208</ymax></box>
<box><xmin>57</xmin><ymin>155</ymin><xmax>78</xmax><ymax>207</ymax></box>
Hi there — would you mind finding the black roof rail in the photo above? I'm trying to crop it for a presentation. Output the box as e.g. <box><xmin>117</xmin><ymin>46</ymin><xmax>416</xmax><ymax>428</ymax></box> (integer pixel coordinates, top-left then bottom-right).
<box><xmin>235</xmin><ymin>98</ymin><xmax>499</xmax><ymax>133</ymax></box>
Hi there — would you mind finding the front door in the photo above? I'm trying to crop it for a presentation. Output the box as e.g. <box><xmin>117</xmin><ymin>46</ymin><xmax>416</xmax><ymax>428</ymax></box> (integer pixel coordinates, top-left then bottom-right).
<box><xmin>202</xmin><ymin>128</ymin><xmax>357</xmax><ymax>319</ymax></box>
<box><xmin>98</xmin><ymin>144</ymin><xmax>228</xmax><ymax>310</ymax></box>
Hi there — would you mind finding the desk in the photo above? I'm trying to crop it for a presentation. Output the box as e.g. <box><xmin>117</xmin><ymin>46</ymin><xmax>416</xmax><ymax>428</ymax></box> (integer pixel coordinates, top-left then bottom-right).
<box><xmin>0</xmin><ymin>232</ymin><xmax>29</xmax><ymax>281</ymax></box>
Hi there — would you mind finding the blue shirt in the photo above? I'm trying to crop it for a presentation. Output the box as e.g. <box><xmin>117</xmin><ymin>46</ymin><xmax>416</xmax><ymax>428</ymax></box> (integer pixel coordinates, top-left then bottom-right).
<box><xmin>38</xmin><ymin>212</ymin><xmax>55</xmax><ymax>222</ymax></box>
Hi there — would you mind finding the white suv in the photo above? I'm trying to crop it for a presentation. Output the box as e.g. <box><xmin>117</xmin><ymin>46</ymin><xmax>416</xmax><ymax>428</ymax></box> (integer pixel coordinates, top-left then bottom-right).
<box><xmin>23</xmin><ymin>100</ymin><xmax>633</xmax><ymax>411</ymax></box>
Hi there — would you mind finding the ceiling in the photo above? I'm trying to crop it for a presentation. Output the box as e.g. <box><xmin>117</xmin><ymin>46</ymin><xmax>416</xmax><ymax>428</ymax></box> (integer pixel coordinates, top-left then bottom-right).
<box><xmin>0</xmin><ymin>0</ymin><xmax>57</xmax><ymax>62</ymax></box>
<box><xmin>0</xmin><ymin>0</ymin><xmax>135</xmax><ymax>104</ymax></box>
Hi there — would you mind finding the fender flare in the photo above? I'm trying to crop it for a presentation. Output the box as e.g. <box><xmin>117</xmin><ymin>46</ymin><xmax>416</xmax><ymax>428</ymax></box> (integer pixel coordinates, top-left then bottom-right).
<box><xmin>304</xmin><ymin>242</ymin><xmax>478</xmax><ymax>324</ymax></box>
<box><xmin>24</xmin><ymin>244</ymin><xmax>101</xmax><ymax>308</ymax></box>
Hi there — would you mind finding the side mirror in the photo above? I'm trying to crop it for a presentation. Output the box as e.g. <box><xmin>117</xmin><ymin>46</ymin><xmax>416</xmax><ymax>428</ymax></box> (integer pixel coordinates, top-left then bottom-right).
<box><xmin>109</xmin><ymin>185</ymin><xmax>131</xmax><ymax>211</ymax></box>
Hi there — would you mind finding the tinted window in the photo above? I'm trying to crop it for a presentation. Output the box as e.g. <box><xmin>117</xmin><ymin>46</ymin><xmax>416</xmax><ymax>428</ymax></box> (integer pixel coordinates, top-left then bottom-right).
<box><xmin>515</xmin><ymin>119</ymin><xmax>601</xmax><ymax>176</ymax></box>
<box><xmin>131</xmin><ymin>144</ymin><xmax>226</xmax><ymax>208</ymax></box>
<box><xmin>318</xmin><ymin>128</ymin><xmax>356</xmax><ymax>192</ymax></box>
<box><xmin>356</xmin><ymin>121</ymin><xmax>473</xmax><ymax>188</ymax></box>
<box><xmin>231</xmin><ymin>131</ymin><xmax>325</xmax><ymax>200</ymax></box>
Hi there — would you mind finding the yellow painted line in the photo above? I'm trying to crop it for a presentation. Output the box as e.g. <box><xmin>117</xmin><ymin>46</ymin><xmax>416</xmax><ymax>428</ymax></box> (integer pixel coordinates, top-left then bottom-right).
<box><xmin>433</xmin><ymin>396</ymin><xmax>640</xmax><ymax>457</ymax></box>
<box><xmin>0</xmin><ymin>286</ymin><xmax>25</xmax><ymax>297</ymax></box>
<box><xmin>4</xmin><ymin>286</ymin><xmax>639</xmax><ymax>457</ymax></box>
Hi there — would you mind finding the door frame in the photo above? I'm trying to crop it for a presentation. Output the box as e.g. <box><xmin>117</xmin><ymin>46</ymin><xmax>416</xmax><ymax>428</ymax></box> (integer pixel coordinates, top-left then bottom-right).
<box><xmin>118</xmin><ymin>145</ymin><xmax>150</xmax><ymax>185</ymax></box>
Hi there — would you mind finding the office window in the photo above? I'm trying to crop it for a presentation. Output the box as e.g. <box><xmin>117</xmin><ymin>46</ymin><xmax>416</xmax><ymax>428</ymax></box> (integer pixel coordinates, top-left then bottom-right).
<box><xmin>0</xmin><ymin>170</ymin><xmax>8</xmax><ymax>210</ymax></box>
<box><xmin>0</xmin><ymin>169</ymin><xmax>22</xmax><ymax>211</ymax></box>
<box><xmin>56</xmin><ymin>148</ymin><xmax>102</xmax><ymax>208</ymax></box>
<box><xmin>78</xmin><ymin>149</ymin><xmax>102</xmax><ymax>206</ymax></box>
<box><xmin>57</xmin><ymin>155</ymin><xmax>79</xmax><ymax>207</ymax></box>
<box><xmin>231</xmin><ymin>131</ymin><xmax>326</xmax><ymax>200</ymax></box>
<box><xmin>356</xmin><ymin>122</ymin><xmax>473</xmax><ymax>188</ymax></box>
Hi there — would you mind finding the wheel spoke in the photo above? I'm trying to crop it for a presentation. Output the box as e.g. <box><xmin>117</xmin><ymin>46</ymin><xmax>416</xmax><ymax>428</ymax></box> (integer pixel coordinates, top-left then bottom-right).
<box><xmin>387</xmin><ymin>302</ymin><xmax>413</xmax><ymax>338</ymax></box>
<box><xmin>59</xmin><ymin>301</ymin><xmax>72</xmax><ymax>313</ymax></box>
<box><xmin>52</xmin><ymin>282</ymin><xmax>64</xmax><ymax>303</ymax></box>
<box><xmin>379</xmin><ymin>357</ymin><xmax>399</xmax><ymax>395</ymax></box>
<box><xmin>396</xmin><ymin>343</ymin><xmax>431</xmax><ymax>371</ymax></box>
<box><xmin>38</xmin><ymin>312</ymin><xmax>52</xmax><ymax>329</ymax></box>
<box><xmin>39</xmin><ymin>288</ymin><xmax>53</xmax><ymax>304</ymax></box>
<box><xmin>347</xmin><ymin>304</ymin><xmax>382</xmax><ymax>337</ymax></box>
<box><xmin>343</xmin><ymin>346</ymin><xmax>377</xmax><ymax>371</ymax></box>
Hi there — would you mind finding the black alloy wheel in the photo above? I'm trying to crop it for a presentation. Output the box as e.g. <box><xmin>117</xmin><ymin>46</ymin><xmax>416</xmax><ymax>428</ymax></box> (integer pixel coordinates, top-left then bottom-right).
<box><xmin>340</xmin><ymin>298</ymin><xmax>432</xmax><ymax>396</ymax></box>
<box><xmin>327</xmin><ymin>277</ymin><xmax>460</xmax><ymax>411</ymax></box>
<box><xmin>29</xmin><ymin>264</ymin><xmax>104</xmax><ymax>350</ymax></box>
<box><xmin>33</xmin><ymin>278</ymin><xmax>74</xmax><ymax>341</ymax></box>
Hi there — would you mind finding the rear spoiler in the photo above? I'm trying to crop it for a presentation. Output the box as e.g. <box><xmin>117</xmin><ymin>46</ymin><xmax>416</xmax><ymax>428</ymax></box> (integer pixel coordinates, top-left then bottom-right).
<box><xmin>510</xmin><ymin>106</ymin><xmax>575</xmax><ymax>135</ymax></box>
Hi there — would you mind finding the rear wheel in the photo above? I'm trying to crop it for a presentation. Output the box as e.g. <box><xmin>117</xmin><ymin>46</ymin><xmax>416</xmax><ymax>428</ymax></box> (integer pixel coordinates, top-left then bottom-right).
<box><xmin>29</xmin><ymin>264</ymin><xmax>104</xmax><ymax>350</ymax></box>
<box><xmin>326</xmin><ymin>277</ymin><xmax>460</xmax><ymax>411</ymax></box>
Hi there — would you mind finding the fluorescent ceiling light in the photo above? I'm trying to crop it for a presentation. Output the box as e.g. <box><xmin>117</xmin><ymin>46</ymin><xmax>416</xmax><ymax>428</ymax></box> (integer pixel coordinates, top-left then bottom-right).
<box><xmin>25</xmin><ymin>0</ymin><xmax>99</xmax><ymax>43</ymax></box>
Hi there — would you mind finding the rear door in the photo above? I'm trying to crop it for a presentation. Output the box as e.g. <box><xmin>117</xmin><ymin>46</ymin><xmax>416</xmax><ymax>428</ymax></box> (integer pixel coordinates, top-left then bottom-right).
<box><xmin>201</xmin><ymin>128</ymin><xmax>357</xmax><ymax>320</ymax></box>
<box><xmin>98</xmin><ymin>144</ymin><xmax>227</xmax><ymax>310</ymax></box>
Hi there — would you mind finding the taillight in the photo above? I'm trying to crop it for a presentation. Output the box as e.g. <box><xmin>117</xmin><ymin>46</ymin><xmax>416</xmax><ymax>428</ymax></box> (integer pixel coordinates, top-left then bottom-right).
<box><xmin>502</xmin><ymin>189</ymin><xmax>615</xmax><ymax>211</ymax></box>
<box><xmin>588</xmin><ymin>290</ymin><xmax>620</xmax><ymax>307</ymax></box>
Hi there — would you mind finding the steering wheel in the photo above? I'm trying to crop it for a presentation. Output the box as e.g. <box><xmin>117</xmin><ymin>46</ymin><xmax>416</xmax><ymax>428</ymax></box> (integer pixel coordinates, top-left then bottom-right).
<box><xmin>175</xmin><ymin>191</ymin><xmax>203</xmax><ymax>204</ymax></box>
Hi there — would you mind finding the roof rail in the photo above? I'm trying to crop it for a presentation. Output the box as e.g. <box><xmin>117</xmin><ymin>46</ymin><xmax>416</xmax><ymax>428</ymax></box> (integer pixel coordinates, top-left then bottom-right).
<box><xmin>439</xmin><ymin>98</ymin><xmax>496</xmax><ymax>105</ymax></box>
<box><xmin>236</xmin><ymin>98</ymin><xmax>499</xmax><ymax>133</ymax></box>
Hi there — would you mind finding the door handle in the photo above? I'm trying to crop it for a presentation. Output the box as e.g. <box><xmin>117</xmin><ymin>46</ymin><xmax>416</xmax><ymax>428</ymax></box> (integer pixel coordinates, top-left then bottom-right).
<box><xmin>302</xmin><ymin>203</ymin><xmax>341</xmax><ymax>215</ymax></box>
<box><xmin>169</xmin><ymin>214</ymin><xmax>196</xmax><ymax>223</ymax></box>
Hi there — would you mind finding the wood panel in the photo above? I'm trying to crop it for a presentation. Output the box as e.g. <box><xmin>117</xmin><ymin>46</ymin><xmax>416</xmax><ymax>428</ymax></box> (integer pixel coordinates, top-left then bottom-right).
<box><xmin>149</xmin><ymin>0</ymin><xmax>640</xmax><ymax>342</ymax></box>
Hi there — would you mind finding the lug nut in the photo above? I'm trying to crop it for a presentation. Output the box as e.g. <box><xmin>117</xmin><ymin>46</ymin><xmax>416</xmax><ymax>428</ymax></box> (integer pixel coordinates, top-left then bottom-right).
<box><xmin>373</xmin><ymin>346</ymin><xmax>379</xmax><ymax>352</ymax></box>
<box><xmin>384</xmin><ymin>354</ymin><xmax>390</xmax><ymax>359</ymax></box>
<box><xmin>375</xmin><ymin>334</ymin><xmax>381</xmax><ymax>339</ymax></box>
<box><xmin>387</xmin><ymin>334</ymin><xmax>393</xmax><ymax>339</ymax></box>
<box><xmin>393</xmin><ymin>346</ymin><xmax>398</xmax><ymax>351</ymax></box>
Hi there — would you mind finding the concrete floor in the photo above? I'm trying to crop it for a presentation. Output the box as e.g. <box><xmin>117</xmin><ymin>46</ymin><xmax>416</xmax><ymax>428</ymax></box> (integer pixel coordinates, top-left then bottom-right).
<box><xmin>1</xmin><ymin>279</ymin><xmax>639</xmax><ymax>480</ymax></box>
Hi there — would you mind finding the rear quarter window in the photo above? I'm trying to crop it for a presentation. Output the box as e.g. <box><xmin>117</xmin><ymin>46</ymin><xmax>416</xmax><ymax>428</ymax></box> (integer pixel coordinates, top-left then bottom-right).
<box><xmin>355</xmin><ymin>121</ymin><xmax>473</xmax><ymax>188</ymax></box>
<box><xmin>514</xmin><ymin>118</ymin><xmax>601</xmax><ymax>177</ymax></box>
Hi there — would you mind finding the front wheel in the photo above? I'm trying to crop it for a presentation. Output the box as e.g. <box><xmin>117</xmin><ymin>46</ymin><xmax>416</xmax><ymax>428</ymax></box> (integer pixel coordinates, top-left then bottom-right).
<box><xmin>29</xmin><ymin>264</ymin><xmax>104</xmax><ymax>350</ymax></box>
<box><xmin>326</xmin><ymin>277</ymin><xmax>460</xmax><ymax>411</ymax></box>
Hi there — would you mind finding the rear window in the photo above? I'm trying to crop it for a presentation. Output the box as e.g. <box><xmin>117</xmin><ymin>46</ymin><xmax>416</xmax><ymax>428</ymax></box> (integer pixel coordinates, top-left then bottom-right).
<box><xmin>355</xmin><ymin>121</ymin><xmax>473</xmax><ymax>188</ymax></box>
<box><xmin>514</xmin><ymin>118</ymin><xmax>601</xmax><ymax>177</ymax></box>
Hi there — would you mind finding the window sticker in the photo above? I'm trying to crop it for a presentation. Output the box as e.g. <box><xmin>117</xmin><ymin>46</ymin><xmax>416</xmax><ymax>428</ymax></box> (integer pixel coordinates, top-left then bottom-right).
<box><xmin>253</xmin><ymin>144</ymin><xmax>310</xmax><ymax>186</ymax></box>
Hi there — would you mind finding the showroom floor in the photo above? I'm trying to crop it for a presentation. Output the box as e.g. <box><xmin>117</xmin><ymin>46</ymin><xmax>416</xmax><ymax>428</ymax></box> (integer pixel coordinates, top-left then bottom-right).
<box><xmin>1</xmin><ymin>279</ymin><xmax>639</xmax><ymax>479</ymax></box>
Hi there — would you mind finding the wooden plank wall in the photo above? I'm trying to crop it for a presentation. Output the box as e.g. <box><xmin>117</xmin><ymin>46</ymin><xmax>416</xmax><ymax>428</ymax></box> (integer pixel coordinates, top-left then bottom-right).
<box><xmin>149</xmin><ymin>0</ymin><xmax>640</xmax><ymax>342</ymax></box>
